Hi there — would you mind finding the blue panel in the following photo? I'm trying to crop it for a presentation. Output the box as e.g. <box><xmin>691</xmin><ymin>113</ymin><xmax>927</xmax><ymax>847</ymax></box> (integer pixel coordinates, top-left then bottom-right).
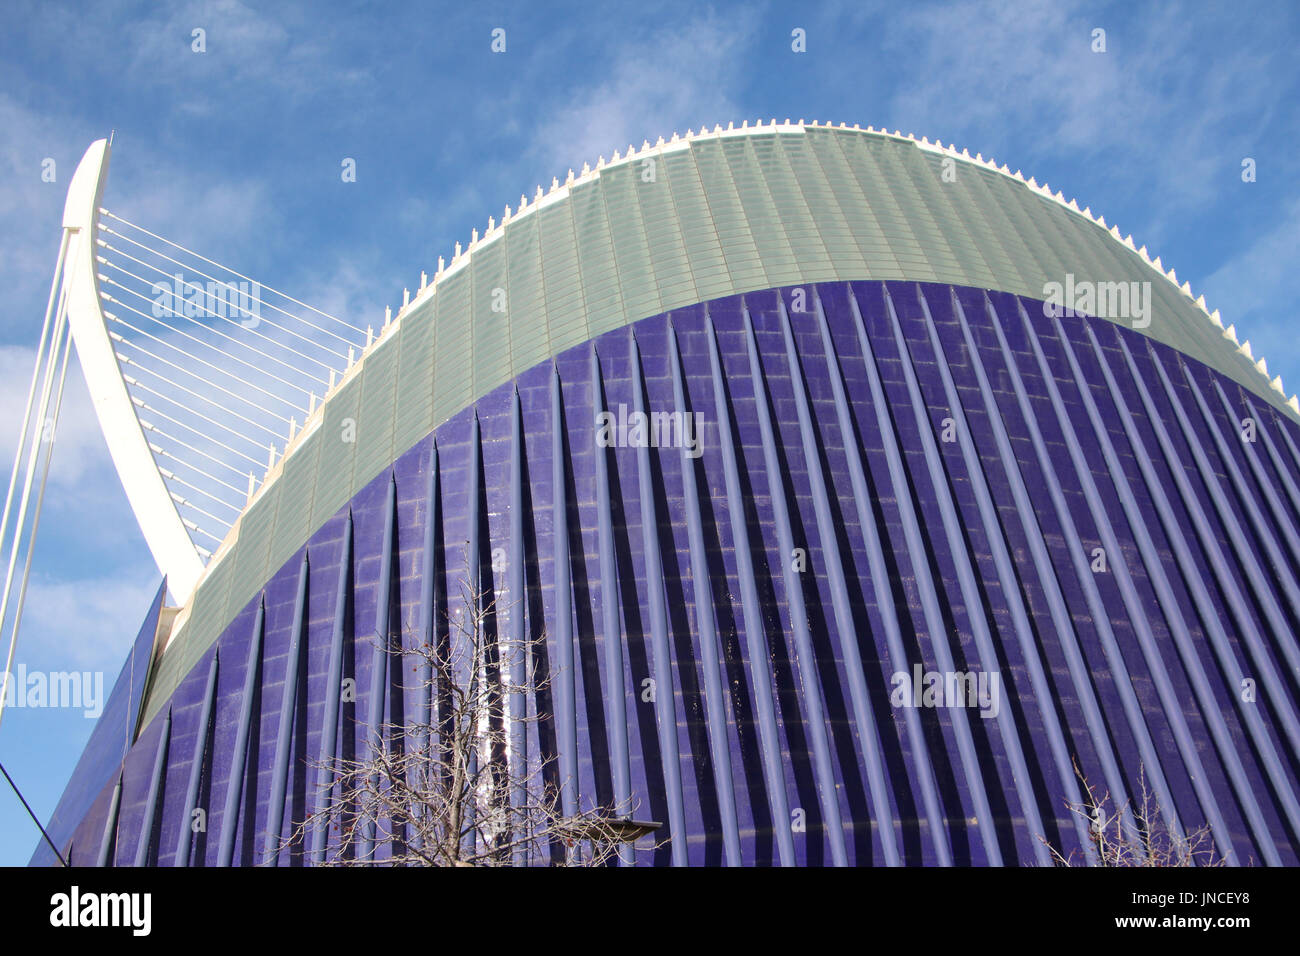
<box><xmin>29</xmin><ymin>579</ymin><xmax>166</xmax><ymax>866</ymax></box>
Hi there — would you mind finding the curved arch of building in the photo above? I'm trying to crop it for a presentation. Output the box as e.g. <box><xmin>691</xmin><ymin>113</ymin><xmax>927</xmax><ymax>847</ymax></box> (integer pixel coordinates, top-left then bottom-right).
<box><xmin>148</xmin><ymin>124</ymin><xmax>1295</xmax><ymax>722</ymax></box>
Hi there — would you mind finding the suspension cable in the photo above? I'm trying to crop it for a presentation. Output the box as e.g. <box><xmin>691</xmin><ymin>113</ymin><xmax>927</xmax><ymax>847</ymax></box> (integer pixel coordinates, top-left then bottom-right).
<box><xmin>167</xmin><ymin>492</ymin><xmax>232</xmax><ymax>536</ymax></box>
<box><xmin>97</xmin><ymin>250</ymin><xmax>348</xmax><ymax>368</ymax></box>
<box><xmin>102</xmin><ymin>301</ymin><xmax>311</xmax><ymax>411</ymax></box>
<box><xmin>0</xmin><ymin>759</ymin><xmax>68</xmax><ymax>866</ymax></box>
<box><xmin>124</xmin><ymin>375</ymin><xmax>274</xmax><ymax>462</ymax></box>
<box><xmin>114</xmin><ymin>344</ymin><xmax>290</xmax><ymax>442</ymax></box>
<box><xmin>155</xmin><ymin>450</ymin><xmax>251</xmax><ymax>500</ymax></box>
<box><xmin>0</xmin><ymin>246</ymin><xmax>77</xmax><ymax>734</ymax></box>
<box><xmin>157</xmin><ymin>467</ymin><xmax>243</xmax><ymax>517</ymax></box>
<box><xmin>130</xmin><ymin>397</ymin><xmax>267</xmax><ymax>469</ymax></box>
<box><xmin>98</xmin><ymin>211</ymin><xmax>367</xmax><ymax>335</ymax></box>
<box><xmin>0</xmin><ymin>232</ymin><xmax>69</xmax><ymax>637</ymax></box>
<box><xmin>139</xmin><ymin>419</ymin><xmax>261</xmax><ymax>485</ymax></box>
<box><xmin>0</xmin><ymin>302</ymin><xmax>74</xmax><ymax>735</ymax></box>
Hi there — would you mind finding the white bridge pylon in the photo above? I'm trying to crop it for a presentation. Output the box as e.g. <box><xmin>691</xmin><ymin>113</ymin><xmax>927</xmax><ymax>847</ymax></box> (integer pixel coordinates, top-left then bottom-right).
<box><xmin>29</xmin><ymin>139</ymin><xmax>367</xmax><ymax>606</ymax></box>
<box><xmin>62</xmin><ymin>139</ymin><xmax>206</xmax><ymax>602</ymax></box>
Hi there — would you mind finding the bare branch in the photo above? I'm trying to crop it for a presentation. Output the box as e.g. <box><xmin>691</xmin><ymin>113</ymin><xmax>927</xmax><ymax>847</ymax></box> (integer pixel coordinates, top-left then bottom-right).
<box><xmin>276</xmin><ymin>558</ymin><xmax>663</xmax><ymax>866</ymax></box>
<box><xmin>1037</xmin><ymin>759</ymin><xmax>1227</xmax><ymax>867</ymax></box>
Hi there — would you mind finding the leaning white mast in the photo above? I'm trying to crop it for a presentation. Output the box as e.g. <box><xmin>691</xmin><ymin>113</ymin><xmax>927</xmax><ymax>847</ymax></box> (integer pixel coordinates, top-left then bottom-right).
<box><xmin>0</xmin><ymin>139</ymin><xmax>206</xmax><ymax>732</ymax></box>
<box><xmin>57</xmin><ymin>139</ymin><xmax>205</xmax><ymax>604</ymax></box>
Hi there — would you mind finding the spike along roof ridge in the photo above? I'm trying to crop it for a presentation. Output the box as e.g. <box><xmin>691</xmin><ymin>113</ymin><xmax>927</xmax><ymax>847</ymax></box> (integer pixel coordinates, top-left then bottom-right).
<box><xmin>153</xmin><ymin>118</ymin><xmax>1300</xmax><ymax>698</ymax></box>
<box><xmin>317</xmin><ymin>119</ymin><xmax>1297</xmax><ymax>439</ymax></box>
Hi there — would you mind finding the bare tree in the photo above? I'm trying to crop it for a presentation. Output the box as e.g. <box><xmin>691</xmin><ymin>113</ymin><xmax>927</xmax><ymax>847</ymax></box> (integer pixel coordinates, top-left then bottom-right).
<box><xmin>1039</xmin><ymin>759</ymin><xmax>1226</xmax><ymax>867</ymax></box>
<box><xmin>282</xmin><ymin>572</ymin><xmax>658</xmax><ymax>866</ymax></box>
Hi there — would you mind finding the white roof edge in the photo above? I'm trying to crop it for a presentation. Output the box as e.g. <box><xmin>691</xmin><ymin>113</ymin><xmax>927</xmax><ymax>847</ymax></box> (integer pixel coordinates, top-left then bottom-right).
<box><xmin>191</xmin><ymin>118</ymin><xmax>1298</xmax><ymax>606</ymax></box>
<box><xmin>156</xmin><ymin>118</ymin><xmax>1300</xmax><ymax>658</ymax></box>
<box><xmin>265</xmin><ymin>121</ymin><xmax>1300</xmax><ymax>524</ymax></box>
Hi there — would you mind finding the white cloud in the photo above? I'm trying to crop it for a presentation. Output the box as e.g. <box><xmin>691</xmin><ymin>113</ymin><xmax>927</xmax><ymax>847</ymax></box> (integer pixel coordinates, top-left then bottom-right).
<box><xmin>880</xmin><ymin>0</ymin><xmax>1276</xmax><ymax>211</ymax></box>
<box><xmin>1201</xmin><ymin>199</ymin><xmax>1300</xmax><ymax>318</ymax></box>
<box><xmin>16</xmin><ymin>572</ymin><xmax>162</xmax><ymax>672</ymax></box>
<box><xmin>530</xmin><ymin>8</ymin><xmax>758</xmax><ymax>180</ymax></box>
<box><xmin>0</xmin><ymin>73</ymin><xmax>357</xmax><ymax>574</ymax></box>
<box><xmin>21</xmin><ymin>0</ymin><xmax>377</xmax><ymax>117</ymax></box>
<box><xmin>0</xmin><ymin>347</ymin><xmax>112</xmax><ymax>490</ymax></box>
<box><xmin>102</xmin><ymin>172</ymin><xmax>275</xmax><ymax>264</ymax></box>
<box><xmin>1199</xmin><ymin>198</ymin><xmax>1300</xmax><ymax>389</ymax></box>
<box><xmin>0</xmin><ymin>94</ymin><xmax>97</xmax><ymax>327</ymax></box>
<box><xmin>0</xmin><ymin>94</ymin><xmax>277</xmax><ymax>348</ymax></box>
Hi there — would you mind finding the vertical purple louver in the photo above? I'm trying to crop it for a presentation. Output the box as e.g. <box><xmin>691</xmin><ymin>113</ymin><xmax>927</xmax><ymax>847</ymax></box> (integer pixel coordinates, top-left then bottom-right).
<box><xmin>34</xmin><ymin>281</ymin><xmax>1300</xmax><ymax>867</ymax></box>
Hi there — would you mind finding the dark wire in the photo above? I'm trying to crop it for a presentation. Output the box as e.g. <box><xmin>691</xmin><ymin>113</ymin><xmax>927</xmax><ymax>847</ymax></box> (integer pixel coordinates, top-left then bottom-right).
<box><xmin>0</xmin><ymin>758</ymin><xmax>68</xmax><ymax>866</ymax></box>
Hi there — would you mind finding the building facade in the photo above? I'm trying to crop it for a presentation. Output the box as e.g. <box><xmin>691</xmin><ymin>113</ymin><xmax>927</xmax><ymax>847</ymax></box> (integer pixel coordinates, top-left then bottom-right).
<box><xmin>34</xmin><ymin>122</ymin><xmax>1300</xmax><ymax>865</ymax></box>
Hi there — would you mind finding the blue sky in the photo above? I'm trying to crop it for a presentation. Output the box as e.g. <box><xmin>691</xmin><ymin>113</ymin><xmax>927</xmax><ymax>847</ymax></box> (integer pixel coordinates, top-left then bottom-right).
<box><xmin>0</xmin><ymin>0</ymin><xmax>1296</xmax><ymax>865</ymax></box>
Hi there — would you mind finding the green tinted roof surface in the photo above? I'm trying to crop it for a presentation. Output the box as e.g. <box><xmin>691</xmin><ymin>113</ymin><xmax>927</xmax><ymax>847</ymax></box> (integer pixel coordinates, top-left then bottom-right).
<box><xmin>141</xmin><ymin>122</ymin><xmax>1290</xmax><ymax>724</ymax></box>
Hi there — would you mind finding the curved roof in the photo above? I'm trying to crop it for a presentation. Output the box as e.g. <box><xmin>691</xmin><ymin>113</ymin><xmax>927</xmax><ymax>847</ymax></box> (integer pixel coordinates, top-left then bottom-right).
<box><xmin>142</xmin><ymin>119</ymin><xmax>1296</xmax><ymax>720</ymax></box>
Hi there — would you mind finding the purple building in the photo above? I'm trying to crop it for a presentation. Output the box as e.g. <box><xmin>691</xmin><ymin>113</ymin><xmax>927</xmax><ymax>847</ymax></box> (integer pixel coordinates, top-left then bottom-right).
<box><xmin>27</xmin><ymin>123</ymin><xmax>1300</xmax><ymax>866</ymax></box>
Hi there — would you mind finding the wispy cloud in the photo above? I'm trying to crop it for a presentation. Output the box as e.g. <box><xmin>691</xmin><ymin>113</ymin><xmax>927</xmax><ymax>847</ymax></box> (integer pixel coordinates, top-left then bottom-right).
<box><xmin>18</xmin><ymin>572</ymin><xmax>161</xmax><ymax>672</ymax></box>
<box><xmin>530</xmin><ymin>8</ymin><xmax>759</xmax><ymax>179</ymax></box>
<box><xmin>18</xmin><ymin>0</ymin><xmax>378</xmax><ymax>117</ymax></box>
<box><xmin>880</xmin><ymin>0</ymin><xmax>1277</xmax><ymax>211</ymax></box>
<box><xmin>1200</xmin><ymin>197</ymin><xmax>1300</xmax><ymax>389</ymax></box>
<box><xmin>0</xmin><ymin>347</ymin><xmax>111</xmax><ymax>491</ymax></box>
<box><xmin>0</xmin><ymin>91</ymin><xmax>278</xmax><ymax>347</ymax></box>
<box><xmin>0</xmin><ymin>94</ymin><xmax>96</xmax><ymax>329</ymax></box>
